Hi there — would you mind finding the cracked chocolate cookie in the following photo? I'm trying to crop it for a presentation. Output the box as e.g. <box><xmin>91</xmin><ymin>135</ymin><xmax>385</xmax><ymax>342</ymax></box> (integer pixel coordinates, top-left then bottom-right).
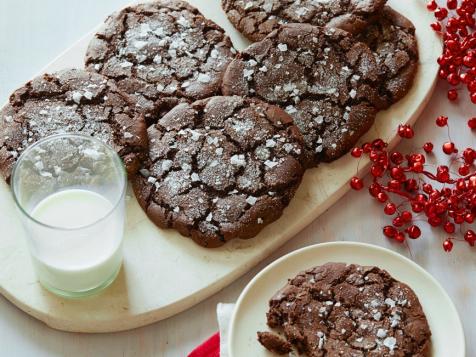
<box><xmin>131</xmin><ymin>96</ymin><xmax>305</xmax><ymax>248</ymax></box>
<box><xmin>221</xmin><ymin>0</ymin><xmax>387</xmax><ymax>42</ymax></box>
<box><xmin>85</xmin><ymin>0</ymin><xmax>236</xmax><ymax>122</ymax></box>
<box><xmin>222</xmin><ymin>24</ymin><xmax>380</xmax><ymax>166</ymax></box>
<box><xmin>258</xmin><ymin>262</ymin><xmax>431</xmax><ymax>356</ymax></box>
<box><xmin>357</xmin><ymin>7</ymin><xmax>419</xmax><ymax>109</ymax></box>
<box><xmin>0</xmin><ymin>69</ymin><xmax>148</xmax><ymax>181</ymax></box>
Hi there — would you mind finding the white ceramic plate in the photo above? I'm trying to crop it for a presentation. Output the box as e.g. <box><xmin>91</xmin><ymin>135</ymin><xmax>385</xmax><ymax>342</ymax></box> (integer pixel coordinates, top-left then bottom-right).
<box><xmin>229</xmin><ymin>242</ymin><xmax>465</xmax><ymax>357</ymax></box>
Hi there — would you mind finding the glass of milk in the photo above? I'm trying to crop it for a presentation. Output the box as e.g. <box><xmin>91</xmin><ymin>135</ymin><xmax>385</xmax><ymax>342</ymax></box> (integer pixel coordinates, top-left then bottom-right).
<box><xmin>11</xmin><ymin>134</ymin><xmax>126</xmax><ymax>298</ymax></box>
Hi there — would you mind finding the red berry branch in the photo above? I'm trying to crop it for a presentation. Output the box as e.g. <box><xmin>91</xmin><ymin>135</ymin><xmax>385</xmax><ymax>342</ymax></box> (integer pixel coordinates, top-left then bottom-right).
<box><xmin>350</xmin><ymin>120</ymin><xmax>476</xmax><ymax>252</ymax></box>
<box><xmin>427</xmin><ymin>0</ymin><xmax>476</xmax><ymax>102</ymax></box>
<box><xmin>348</xmin><ymin>0</ymin><xmax>476</xmax><ymax>252</ymax></box>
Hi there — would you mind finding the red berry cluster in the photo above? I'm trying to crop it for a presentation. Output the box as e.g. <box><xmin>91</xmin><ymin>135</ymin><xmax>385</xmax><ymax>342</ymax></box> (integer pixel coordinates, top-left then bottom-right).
<box><xmin>427</xmin><ymin>0</ymin><xmax>476</xmax><ymax>102</ymax></box>
<box><xmin>349</xmin><ymin>119</ymin><xmax>476</xmax><ymax>252</ymax></box>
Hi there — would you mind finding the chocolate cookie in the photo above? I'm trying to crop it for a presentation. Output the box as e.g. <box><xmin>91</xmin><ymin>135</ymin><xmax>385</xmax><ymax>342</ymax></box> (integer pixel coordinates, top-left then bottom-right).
<box><xmin>358</xmin><ymin>7</ymin><xmax>419</xmax><ymax>109</ymax></box>
<box><xmin>258</xmin><ymin>262</ymin><xmax>431</xmax><ymax>356</ymax></box>
<box><xmin>131</xmin><ymin>96</ymin><xmax>305</xmax><ymax>248</ymax></box>
<box><xmin>0</xmin><ymin>69</ymin><xmax>148</xmax><ymax>181</ymax></box>
<box><xmin>85</xmin><ymin>0</ymin><xmax>236</xmax><ymax>122</ymax></box>
<box><xmin>222</xmin><ymin>24</ymin><xmax>381</xmax><ymax>166</ymax></box>
<box><xmin>221</xmin><ymin>0</ymin><xmax>387</xmax><ymax>42</ymax></box>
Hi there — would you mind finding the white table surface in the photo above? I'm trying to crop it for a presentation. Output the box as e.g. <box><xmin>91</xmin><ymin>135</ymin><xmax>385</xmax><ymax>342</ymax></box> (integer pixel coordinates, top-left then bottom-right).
<box><xmin>0</xmin><ymin>1</ymin><xmax>474</xmax><ymax>356</ymax></box>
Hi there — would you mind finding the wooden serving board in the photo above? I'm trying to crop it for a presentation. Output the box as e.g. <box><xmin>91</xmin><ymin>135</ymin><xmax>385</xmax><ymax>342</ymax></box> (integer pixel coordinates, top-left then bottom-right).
<box><xmin>0</xmin><ymin>0</ymin><xmax>441</xmax><ymax>333</ymax></box>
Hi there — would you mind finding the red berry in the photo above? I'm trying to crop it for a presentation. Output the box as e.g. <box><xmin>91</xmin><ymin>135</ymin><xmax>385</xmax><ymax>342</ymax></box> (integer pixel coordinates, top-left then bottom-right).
<box><xmin>427</xmin><ymin>0</ymin><xmax>437</xmax><ymax>11</ymax></box>
<box><xmin>410</xmin><ymin>153</ymin><xmax>425</xmax><ymax>164</ymax></box>
<box><xmin>369</xmin><ymin>183</ymin><xmax>381</xmax><ymax>197</ymax></box>
<box><xmin>437</xmin><ymin>166</ymin><xmax>450</xmax><ymax>183</ymax></box>
<box><xmin>446</xmin><ymin>39</ymin><xmax>459</xmax><ymax>51</ymax></box>
<box><xmin>390</xmin><ymin>167</ymin><xmax>405</xmax><ymax>180</ymax></box>
<box><xmin>423</xmin><ymin>183</ymin><xmax>433</xmax><ymax>194</ymax></box>
<box><xmin>393</xmin><ymin>216</ymin><xmax>404</xmax><ymax>227</ymax></box>
<box><xmin>466</xmin><ymin>213</ymin><xmax>475</xmax><ymax>223</ymax></box>
<box><xmin>435</xmin><ymin>202</ymin><xmax>447</xmax><ymax>215</ymax></box>
<box><xmin>388</xmin><ymin>179</ymin><xmax>401</xmax><ymax>190</ymax></box>
<box><xmin>390</xmin><ymin>152</ymin><xmax>404</xmax><ymax>164</ymax></box>
<box><xmin>466</xmin><ymin>56</ymin><xmax>476</xmax><ymax>69</ymax></box>
<box><xmin>447</xmin><ymin>0</ymin><xmax>457</xmax><ymax>9</ymax></box>
<box><xmin>464</xmin><ymin>230</ymin><xmax>476</xmax><ymax>246</ymax></box>
<box><xmin>415</xmin><ymin>194</ymin><xmax>427</xmax><ymax>203</ymax></box>
<box><xmin>350</xmin><ymin>177</ymin><xmax>364</xmax><ymax>190</ymax></box>
<box><xmin>459</xmin><ymin>164</ymin><xmax>470</xmax><ymax>176</ymax></box>
<box><xmin>423</xmin><ymin>142</ymin><xmax>434</xmax><ymax>153</ymax></box>
<box><xmin>442</xmin><ymin>142</ymin><xmax>456</xmax><ymax>155</ymax></box>
<box><xmin>448</xmin><ymin>89</ymin><xmax>458</xmax><ymax>101</ymax></box>
<box><xmin>371</xmin><ymin>165</ymin><xmax>384</xmax><ymax>178</ymax></box>
<box><xmin>372</xmin><ymin>139</ymin><xmax>386</xmax><ymax>150</ymax></box>
<box><xmin>429</xmin><ymin>216</ymin><xmax>442</xmax><ymax>227</ymax></box>
<box><xmin>377</xmin><ymin>192</ymin><xmax>388</xmax><ymax>203</ymax></box>
<box><xmin>384</xmin><ymin>203</ymin><xmax>397</xmax><ymax>215</ymax></box>
<box><xmin>362</xmin><ymin>143</ymin><xmax>372</xmax><ymax>153</ymax></box>
<box><xmin>383</xmin><ymin>226</ymin><xmax>397</xmax><ymax>238</ymax></box>
<box><xmin>398</xmin><ymin>125</ymin><xmax>414</xmax><ymax>139</ymax></box>
<box><xmin>438</xmin><ymin>55</ymin><xmax>447</xmax><ymax>66</ymax></box>
<box><xmin>443</xmin><ymin>239</ymin><xmax>454</xmax><ymax>252</ymax></box>
<box><xmin>394</xmin><ymin>232</ymin><xmax>406</xmax><ymax>243</ymax></box>
<box><xmin>411</xmin><ymin>202</ymin><xmax>424</xmax><ymax>213</ymax></box>
<box><xmin>351</xmin><ymin>147</ymin><xmax>362</xmax><ymax>158</ymax></box>
<box><xmin>446</xmin><ymin>18</ymin><xmax>458</xmax><ymax>33</ymax></box>
<box><xmin>460</xmin><ymin>72</ymin><xmax>473</xmax><ymax>84</ymax></box>
<box><xmin>463</xmin><ymin>148</ymin><xmax>475</xmax><ymax>164</ymax></box>
<box><xmin>412</xmin><ymin>162</ymin><xmax>424</xmax><ymax>173</ymax></box>
<box><xmin>468</xmin><ymin>118</ymin><xmax>476</xmax><ymax>129</ymax></box>
<box><xmin>431</xmin><ymin>22</ymin><xmax>442</xmax><ymax>31</ymax></box>
<box><xmin>369</xmin><ymin>151</ymin><xmax>379</xmax><ymax>162</ymax></box>
<box><xmin>444</xmin><ymin>221</ymin><xmax>455</xmax><ymax>234</ymax></box>
<box><xmin>401</xmin><ymin>211</ymin><xmax>412</xmax><ymax>222</ymax></box>
<box><xmin>471</xmin><ymin>92</ymin><xmax>476</xmax><ymax>104</ymax></box>
<box><xmin>407</xmin><ymin>225</ymin><xmax>421</xmax><ymax>239</ymax></box>
<box><xmin>439</xmin><ymin>68</ymin><xmax>448</xmax><ymax>79</ymax></box>
<box><xmin>430</xmin><ymin>190</ymin><xmax>441</xmax><ymax>200</ymax></box>
<box><xmin>448</xmin><ymin>73</ymin><xmax>460</xmax><ymax>85</ymax></box>
<box><xmin>442</xmin><ymin>188</ymin><xmax>452</xmax><ymax>197</ymax></box>
<box><xmin>469</xmin><ymin>176</ymin><xmax>476</xmax><ymax>188</ymax></box>
<box><xmin>436</xmin><ymin>116</ymin><xmax>448</xmax><ymax>127</ymax></box>
<box><xmin>397</xmin><ymin>125</ymin><xmax>406</xmax><ymax>138</ymax></box>
<box><xmin>438</xmin><ymin>171</ymin><xmax>450</xmax><ymax>183</ymax></box>
<box><xmin>435</xmin><ymin>8</ymin><xmax>449</xmax><ymax>20</ymax></box>
<box><xmin>468</xmin><ymin>80</ymin><xmax>476</xmax><ymax>92</ymax></box>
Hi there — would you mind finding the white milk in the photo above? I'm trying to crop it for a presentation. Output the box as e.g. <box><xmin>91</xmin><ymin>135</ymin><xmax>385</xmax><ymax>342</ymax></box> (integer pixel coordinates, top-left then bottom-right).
<box><xmin>29</xmin><ymin>189</ymin><xmax>124</xmax><ymax>294</ymax></box>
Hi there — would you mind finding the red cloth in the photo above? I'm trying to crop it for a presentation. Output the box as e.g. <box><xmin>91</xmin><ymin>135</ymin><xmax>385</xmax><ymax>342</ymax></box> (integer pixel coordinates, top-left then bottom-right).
<box><xmin>188</xmin><ymin>332</ymin><xmax>220</xmax><ymax>357</ymax></box>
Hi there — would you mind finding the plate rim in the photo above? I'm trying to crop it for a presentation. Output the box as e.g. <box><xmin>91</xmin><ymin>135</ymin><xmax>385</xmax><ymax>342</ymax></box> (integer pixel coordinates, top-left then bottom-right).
<box><xmin>228</xmin><ymin>241</ymin><xmax>466</xmax><ymax>357</ymax></box>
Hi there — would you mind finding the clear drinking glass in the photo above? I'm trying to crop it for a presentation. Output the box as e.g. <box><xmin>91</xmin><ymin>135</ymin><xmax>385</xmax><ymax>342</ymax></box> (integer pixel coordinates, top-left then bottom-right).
<box><xmin>11</xmin><ymin>134</ymin><xmax>126</xmax><ymax>298</ymax></box>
